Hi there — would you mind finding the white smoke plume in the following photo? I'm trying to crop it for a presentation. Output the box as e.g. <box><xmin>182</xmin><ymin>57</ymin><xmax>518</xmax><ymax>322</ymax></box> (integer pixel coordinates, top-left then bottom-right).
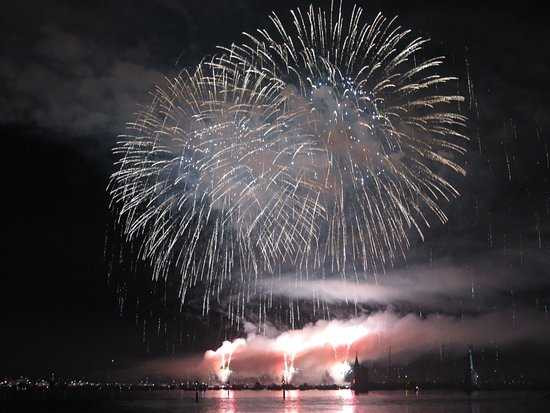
<box><xmin>202</xmin><ymin>309</ymin><xmax>549</xmax><ymax>384</ymax></box>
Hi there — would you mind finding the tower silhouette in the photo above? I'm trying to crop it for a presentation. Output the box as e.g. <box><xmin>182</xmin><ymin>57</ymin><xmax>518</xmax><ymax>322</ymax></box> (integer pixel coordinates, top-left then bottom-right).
<box><xmin>351</xmin><ymin>354</ymin><xmax>369</xmax><ymax>394</ymax></box>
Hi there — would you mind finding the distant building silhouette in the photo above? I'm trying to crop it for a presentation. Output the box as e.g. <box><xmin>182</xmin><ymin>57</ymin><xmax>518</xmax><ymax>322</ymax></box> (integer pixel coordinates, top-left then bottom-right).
<box><xmin>351</xmin><ymin>354</ymin><xmax>369</xmax><ymax>394</ymax></box>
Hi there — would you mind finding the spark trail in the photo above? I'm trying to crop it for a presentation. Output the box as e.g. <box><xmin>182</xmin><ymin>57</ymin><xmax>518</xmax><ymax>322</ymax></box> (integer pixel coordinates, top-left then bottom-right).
<box><xmin>203</xmin><ymin>309</ymin><xmax>550</xmax><ymax>384</ymax></box>
<box><xmin>109</xmin><ymin>1</ymin><xmax>467</xmax><ymax>323</ymax></box>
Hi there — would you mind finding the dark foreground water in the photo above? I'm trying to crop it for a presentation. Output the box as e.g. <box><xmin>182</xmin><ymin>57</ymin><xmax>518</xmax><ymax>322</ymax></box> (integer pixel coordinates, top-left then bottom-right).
<box><xmin>4</xmin><ymin>390</ymin><xmax>550</xmax><ymax>412</ymax></box>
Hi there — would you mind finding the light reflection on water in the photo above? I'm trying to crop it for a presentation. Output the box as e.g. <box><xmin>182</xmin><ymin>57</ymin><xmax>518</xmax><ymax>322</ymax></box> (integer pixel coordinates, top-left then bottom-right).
<box><xmin>112</xmin><ymin>390</ymin><xmax>550</xmax><ymax>413</ymax></box>
<box><xmin>219</xmin><ymin>389</ymin><xmax>236</xmax><ymax>413</ymax></box>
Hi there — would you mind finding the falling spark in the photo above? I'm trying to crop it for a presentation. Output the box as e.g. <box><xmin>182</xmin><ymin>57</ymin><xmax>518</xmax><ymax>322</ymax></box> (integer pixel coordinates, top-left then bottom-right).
<box><xmin>109</xmin><ymin>1</ymin><xmax>467</xmax><ymax>322</ymax></box>
<box><xmin>205</xmin><ymin>338</ymin><xmax>246</xmax><ymax>383</ymax></box>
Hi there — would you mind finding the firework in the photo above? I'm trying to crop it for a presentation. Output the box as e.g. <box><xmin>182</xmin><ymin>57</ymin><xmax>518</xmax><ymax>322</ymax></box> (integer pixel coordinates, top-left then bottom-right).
<box><xmin>202</xmin><ymin>310</ymin><xmax>550</xmax><ymax>384</ymax></box>
<box><xmin>109</xmin><ymin>1</ymin><xmax>467</xmax><ymax>321</ymax></box>
<box><xmin>205</xmin><ymin>338</ymin><xmax>246</xmax><ymax>383</ymax></box>
<box><xmin>329</xmin><ymin>361</ymin><xmax>352</xmax><ymax>384</ymax></box>
<box><xmin>204</xmin><ymin>316</ymin><xmax>371</xmax><ymax>383</ymax></box>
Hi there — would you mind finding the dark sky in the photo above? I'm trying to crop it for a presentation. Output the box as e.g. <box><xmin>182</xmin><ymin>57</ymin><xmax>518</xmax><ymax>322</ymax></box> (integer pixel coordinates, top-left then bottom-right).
<box><xmin>1</xmin><ymin>0</ymin><xmax>549</xmax><ymax>379</ymax></box>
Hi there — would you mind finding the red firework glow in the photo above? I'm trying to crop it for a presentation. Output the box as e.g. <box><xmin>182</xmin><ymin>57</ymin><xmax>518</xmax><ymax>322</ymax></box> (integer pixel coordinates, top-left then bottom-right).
<box><xmin>203</xmin><ymin>309</ymin><xmax>550</xmax><ymax>384</ymax></box>
<box><xmin>124</xmin><ymin>310</ymin><xmax>548</xmax><ymax>383</ymax></box>
<box><xmin>205</xmin><ymin>317</ymin><xmax>372</xmax><ymax>384</ymax></box>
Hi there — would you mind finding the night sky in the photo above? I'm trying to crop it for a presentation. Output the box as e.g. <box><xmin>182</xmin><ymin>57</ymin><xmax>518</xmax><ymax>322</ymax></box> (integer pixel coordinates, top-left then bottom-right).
<box><xmin>2</xmin><ymin>0</ymin><xmax>549</xmax><ymax>380</ymax></box>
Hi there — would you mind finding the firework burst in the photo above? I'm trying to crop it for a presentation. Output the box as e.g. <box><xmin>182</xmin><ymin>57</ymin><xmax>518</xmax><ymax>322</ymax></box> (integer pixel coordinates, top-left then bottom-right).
<box><xmin>109</xmin><ymin>1</ymin><xmax>467</xmax><ymax>321</ymax></box>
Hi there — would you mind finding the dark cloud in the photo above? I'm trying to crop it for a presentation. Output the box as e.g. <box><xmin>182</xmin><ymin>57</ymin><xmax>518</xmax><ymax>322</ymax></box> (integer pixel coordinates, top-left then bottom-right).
<box><xmin>2</xmin><ymin>1</ymin><xmax>549</xmax><ymax>141</ymax></box>
<box><xmin>0</xmin><ymin>23</ymin><xmax>163</xmax><ymax>135</ymax></box>
<box><xmin>0</xmin><ymin>0</ymin><xmax>268</xmax><ymax>137</ymax></box>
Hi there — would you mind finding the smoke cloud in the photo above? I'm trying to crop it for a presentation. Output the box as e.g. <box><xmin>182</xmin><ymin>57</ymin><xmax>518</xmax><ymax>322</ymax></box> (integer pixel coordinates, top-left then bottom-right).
<box><xmin>200</xmin><ymin>309</ymin><xmax>549</xmax><ymax>384</ymax></box>
<box><xmin>258</xmin><ymin>250</ymin><xmax>550</xmax><ymax>311</ymax></box>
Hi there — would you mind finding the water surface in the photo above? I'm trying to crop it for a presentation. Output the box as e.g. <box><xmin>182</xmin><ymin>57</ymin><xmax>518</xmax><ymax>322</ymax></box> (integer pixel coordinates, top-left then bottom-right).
<box><xmin>108</xmin><ymin>389</ymin><xmax>550</xmax><ymax>412</ymax></box>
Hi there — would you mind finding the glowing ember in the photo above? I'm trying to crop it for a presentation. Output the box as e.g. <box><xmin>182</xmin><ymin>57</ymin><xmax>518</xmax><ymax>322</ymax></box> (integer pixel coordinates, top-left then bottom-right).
<box><xmin>204</xmin><ymin>338</ymin><xmax>246</xmax><ymax>383</ymax></box>
<box><xmin>218</xmin><ymin>366</ymin><xmax>232</xmax><ymax>384</ymax></box>
<box><xmin>276</xmin><ymin>334</ymin><xmax>302</xmax><ymax>382</ymax></box>
<box><xmin>328</xmin><ymin>361</ymin><xmax>352</xmax><ymax>384</ymax></box>
<box><xmin>282</xmin><ymin>352</ymin><xmax>297</xmax><ymax>383</ymax></box>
